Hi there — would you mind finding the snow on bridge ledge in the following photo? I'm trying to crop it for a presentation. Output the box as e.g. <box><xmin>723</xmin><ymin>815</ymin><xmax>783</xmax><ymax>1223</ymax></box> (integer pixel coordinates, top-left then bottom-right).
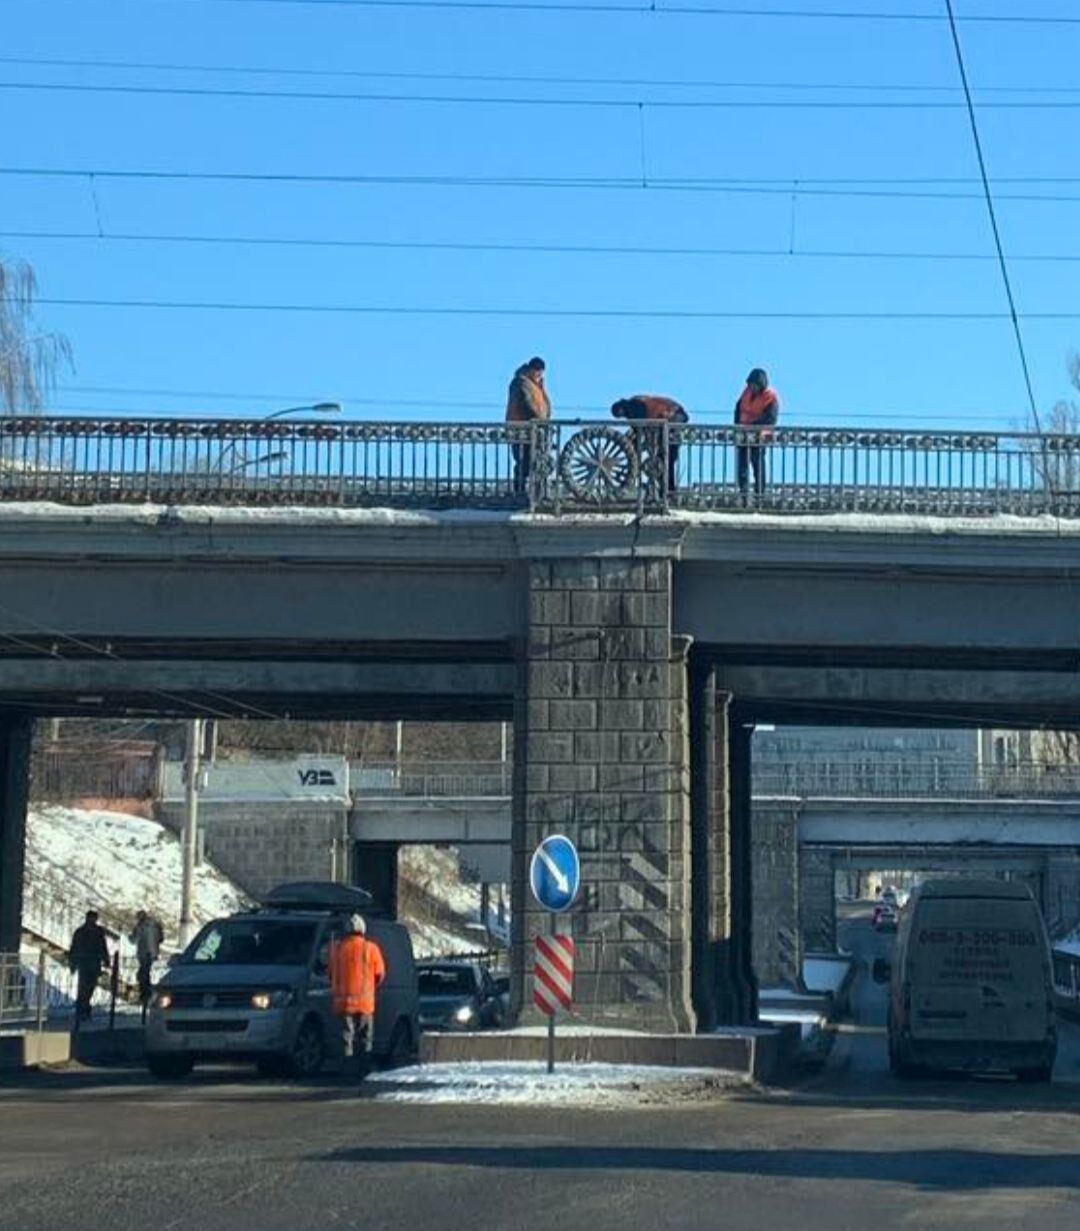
<box><xmin>1</xmin><ymin>501</ymin><xmax>1079</xmax><ymax>537</ymax></box>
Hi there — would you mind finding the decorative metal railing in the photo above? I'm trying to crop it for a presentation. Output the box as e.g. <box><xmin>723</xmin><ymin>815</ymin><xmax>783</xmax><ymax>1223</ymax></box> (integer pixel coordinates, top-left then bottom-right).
<box><xmin>2</xmin><ymin>415</ymin><xmax>1078</xmax><ymax>516</ymax></box>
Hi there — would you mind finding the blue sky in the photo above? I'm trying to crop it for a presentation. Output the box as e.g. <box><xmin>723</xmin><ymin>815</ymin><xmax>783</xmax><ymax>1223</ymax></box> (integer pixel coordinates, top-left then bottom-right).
<box><xmin>3</xmin><ymin>0</ymin><xmax>1080</xmax><ymax>429</ymax></box>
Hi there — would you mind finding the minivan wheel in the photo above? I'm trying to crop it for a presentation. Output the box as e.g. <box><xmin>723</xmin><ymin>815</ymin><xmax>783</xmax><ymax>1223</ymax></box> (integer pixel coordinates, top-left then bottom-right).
<box><xmin>385</xmin><ymin>1019</ymin><xmax>414</xmax><ymax>1068</ymax></box>
<box><xmin>148</xmin><ymin>1054</ymin><xmax>194</xmax><ymax>1080</ymax></box>
<box><xmin>288</xmin><ymin>1018</ymin><xmax>325</xmax><ymax>1078</ymax></box>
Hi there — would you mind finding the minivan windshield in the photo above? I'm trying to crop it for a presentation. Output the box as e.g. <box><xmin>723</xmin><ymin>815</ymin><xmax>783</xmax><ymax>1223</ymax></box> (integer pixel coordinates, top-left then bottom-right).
<box><xmin>185</xmin><ymin>919</ymin><xmax>317</xmax><ymax>967</ymax></box>
<box><xmin>418</xmin><ymin>966</ymin><xmax>474</xmax><ymax>996</ymax></box>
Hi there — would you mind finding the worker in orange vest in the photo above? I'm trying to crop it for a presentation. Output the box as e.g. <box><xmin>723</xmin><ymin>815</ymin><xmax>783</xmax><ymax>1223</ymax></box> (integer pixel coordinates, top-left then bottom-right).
<box><xmin>330</xmin><ymin>914</ymin><xmax>386</xmax><ymax>1078</ymax></box>
<box><xmin>734</xmin><ymin>368</ymin><xmax>780</xmax><ymax>498</ymax></box>
<box><xmin>505</xmin><ymin>356</ymin><xmax>552</xmax><ymax>495</ymax></box>
<box><xmin>611</xmin><ymin>395</ymin><xmax>689</xmax><ymax>491</ymax></box>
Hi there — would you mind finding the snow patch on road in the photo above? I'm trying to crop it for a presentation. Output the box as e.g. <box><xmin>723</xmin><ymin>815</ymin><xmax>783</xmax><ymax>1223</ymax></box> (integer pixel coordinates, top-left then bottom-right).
<box><xmin>365</xmin><ymin>1061</ymin><xmax>739</xmax><ymax>1106</ymax></box>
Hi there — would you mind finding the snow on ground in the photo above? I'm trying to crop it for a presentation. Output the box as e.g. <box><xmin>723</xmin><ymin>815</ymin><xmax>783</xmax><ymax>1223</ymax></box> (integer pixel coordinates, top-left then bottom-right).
<box><xmin>803</xmin><ymin>956</ymin><xmax>854</xmax><ymax>997</ymax></box>
<box><xmin>399</xmin><ymin>845</ymin><xmax>509</xmax><ymax>959</ymax></box>
<box><xmin>365</xmin><ymin>1062</ymin><xmax>739</xmax><ymax>1106</ymax></box>
<box><xmin>26</xmin><ymin>805</ymin><xmax>248</xmax><ymax>952</ymax></box>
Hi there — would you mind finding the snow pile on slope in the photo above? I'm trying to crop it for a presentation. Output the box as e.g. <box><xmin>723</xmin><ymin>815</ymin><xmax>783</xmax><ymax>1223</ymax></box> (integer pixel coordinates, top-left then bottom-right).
<box><xmin>366</xmin><ymin>1061</ymin><xmax>738</xmax><ymax>1106</ymax></box>
<box><xmin>398</xmin><ymin>845</ymin><xmax>508</xmax><ymax>959</ymax></box>
<box><xmin>25</xmin><ymin>805</ymin><xmax>248</xmax><ymax>951</ymax></box>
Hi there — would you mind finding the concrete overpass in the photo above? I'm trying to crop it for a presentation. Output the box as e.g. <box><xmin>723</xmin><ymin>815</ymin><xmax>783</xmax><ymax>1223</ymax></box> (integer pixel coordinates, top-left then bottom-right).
<box><xmin>6</xmin><ymin>416</ymin><xmax>1080</xmax><ymax>1032</ymax></box>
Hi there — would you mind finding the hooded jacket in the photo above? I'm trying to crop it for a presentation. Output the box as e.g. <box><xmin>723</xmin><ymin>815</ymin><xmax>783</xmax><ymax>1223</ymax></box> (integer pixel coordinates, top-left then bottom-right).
<box><xmin>506</xmin><ymin>366</ymin><xmax>552</xmax><ymax>423</ymax></box>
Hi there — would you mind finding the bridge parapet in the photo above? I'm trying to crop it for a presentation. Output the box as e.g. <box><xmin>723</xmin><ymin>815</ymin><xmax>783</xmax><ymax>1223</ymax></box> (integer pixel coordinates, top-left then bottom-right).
<box><xmin>2</xmin><ymin>416</ymin><xmax>1077</xmax><ymax>518</ymax></box>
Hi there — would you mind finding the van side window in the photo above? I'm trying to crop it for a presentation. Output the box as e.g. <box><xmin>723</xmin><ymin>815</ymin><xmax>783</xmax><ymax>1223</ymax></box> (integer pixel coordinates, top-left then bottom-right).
<box><xmin>315</xmin><ymin>921</ymin><xmax>345</xmax><ymax>977</ymax></box>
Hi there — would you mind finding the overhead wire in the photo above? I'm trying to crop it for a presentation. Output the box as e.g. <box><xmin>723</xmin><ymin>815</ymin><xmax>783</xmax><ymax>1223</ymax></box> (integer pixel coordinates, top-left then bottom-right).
<box><xmin>8</xmin><ymin>78</ymin><xmax>1080</xmax><ymax>108</ymax></box>
<box><xmin>7</xmin><ymin>166</ymin><xmax>1080</xmax><ymax>202</ymax></box>
<box><xmin>31</xmin><ymin>297</ymin><xmax>1080</xmax><ymax>320</ymax></box>
<box><xmin>128</xmin><ymin>0</ymin><xmax>1080</xmax><ymax>27</ymax></box>
<box><xmin>5</xmin><ymin>227</ymin><xmax>1080</xmax><ymax>264</ymax></box>
<box><xmin>944</xmin><ymin>0</ymin><xmax>1042</xmax><ymax>433</ymax></box>
<box><xmin>3</xmin><ymin>53</ymin><xmax>1079</xmax><ymax>95</ymax></box>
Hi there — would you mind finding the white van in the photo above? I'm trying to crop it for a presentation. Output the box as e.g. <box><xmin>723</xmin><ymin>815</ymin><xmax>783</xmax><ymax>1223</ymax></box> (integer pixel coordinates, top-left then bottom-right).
<box><xmin>146</xmin><ymin>882</ymin><xmax>419</xmax><ymax>1079</ymax></box>
<box><xmin>883</xmin><ymin>878</ymin><xmax>1056</xmax><ymax>1082</ymax></box>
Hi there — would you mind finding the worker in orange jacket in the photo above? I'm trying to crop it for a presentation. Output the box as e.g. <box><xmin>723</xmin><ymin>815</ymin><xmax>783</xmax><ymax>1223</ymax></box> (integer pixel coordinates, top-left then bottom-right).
<box><xmin>734</xmin><ymin>368</ymin><xmax>780</xmax><ymax>498</ymax></box>
<box><xmin>330</xmin><ymin>914</ymin><xmax>386</xmax><ymax>1077</ymax></box>
<box><xmin>611</xmin><ymin>394</ymin><xmax>688</xmax><ymax>492</ymax></box>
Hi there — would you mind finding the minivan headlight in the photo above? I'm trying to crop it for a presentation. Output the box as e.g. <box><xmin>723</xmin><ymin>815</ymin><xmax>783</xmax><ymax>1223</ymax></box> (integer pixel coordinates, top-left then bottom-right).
<box><xmin>251</xmin><ymin>990</ymin><xmax>291</xmax><ymax>1010</ymax></box>
<box><xmin>454</xmin><ymin>1004</ymin><xmax>476</xmax><ymax>1024</ymax></box>
<box><xmin>151</xmin><ymin>991</ymin><xmax>172</xmax><ymax>1010</ymax></box>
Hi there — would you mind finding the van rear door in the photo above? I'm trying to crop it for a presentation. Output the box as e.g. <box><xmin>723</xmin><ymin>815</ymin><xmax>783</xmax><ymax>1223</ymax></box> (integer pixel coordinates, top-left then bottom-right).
<box><xmin>909</xmin><ymin>897</ymin><xmax>1049</xmax><ymax>1044</ymax></box>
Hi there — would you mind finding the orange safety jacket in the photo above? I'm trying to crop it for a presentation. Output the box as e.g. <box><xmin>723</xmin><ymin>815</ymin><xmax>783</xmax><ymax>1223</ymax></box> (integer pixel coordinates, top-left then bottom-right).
<box><xmin>735</xmin><ymin>385</ymin><xmax>780</xmax><ymax>427</ymax></box>
<box><xmin>329</xmin><ymin>935</ymin><xmax>386</xmax><ymax>1016</ymax></box>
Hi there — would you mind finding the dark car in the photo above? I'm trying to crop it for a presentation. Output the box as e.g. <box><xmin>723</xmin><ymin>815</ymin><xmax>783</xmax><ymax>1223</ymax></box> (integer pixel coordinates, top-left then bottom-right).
<box><xmin>417</xmin><ymin>961</ymin><xmax>505</xmax><ymax>1032</ymax></box>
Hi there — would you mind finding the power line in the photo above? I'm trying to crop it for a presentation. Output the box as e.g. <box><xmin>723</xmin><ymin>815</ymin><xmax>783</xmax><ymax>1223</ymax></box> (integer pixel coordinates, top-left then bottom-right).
<box><xmin>5</xmin><ymin>227</ymin><xmax>1080</xmax><ymax>264</ymax></box>
<box><xmin>9</xmin><ymin>78</ymin><xmax>1080</xmax><ymax>109</ymax></box>
<box><xmin>34</xmin><ymin>296</ymin><xmax>1080</xmax><ymax>319</ymax></box>
<box><xmin>132</xmin><ymin>0</ymin><xmax>1080</xmax><ymax>27</ymax></box>
<box><xmin>5</xmin><ymin>166</ymin><xmax>1080</xmax><ymax>202</ymax></box>
<box><xmin>945</xmin><ymin>0</ymin><xmax>1041</xmax><ymax>432</ymax></box>
<box><xmin>4</xmin><ymin>53</ymin><xmax>1079</xmax><ymax>95</ymax></box>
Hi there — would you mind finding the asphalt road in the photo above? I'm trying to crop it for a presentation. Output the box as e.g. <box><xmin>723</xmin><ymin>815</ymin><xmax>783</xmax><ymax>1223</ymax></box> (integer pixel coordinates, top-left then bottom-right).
<box><xmin>2</xmin><ymin>912</ymin><xmax>1078</xmax><ymax>1231</ymax></box>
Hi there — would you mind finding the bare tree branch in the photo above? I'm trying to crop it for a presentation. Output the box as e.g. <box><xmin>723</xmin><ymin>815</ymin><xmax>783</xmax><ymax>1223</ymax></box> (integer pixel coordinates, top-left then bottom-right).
<box><xmin>0</xmin><ymin>256</ymin><xmax>73</xmax><ymax>415</ymax></box>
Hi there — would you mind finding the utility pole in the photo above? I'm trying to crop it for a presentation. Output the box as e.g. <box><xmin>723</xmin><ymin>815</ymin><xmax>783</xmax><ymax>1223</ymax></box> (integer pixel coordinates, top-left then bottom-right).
<box><xmin>179</xmin><ymin>718</ymin><xmax>205</xmax><ymax>949</ymax></box>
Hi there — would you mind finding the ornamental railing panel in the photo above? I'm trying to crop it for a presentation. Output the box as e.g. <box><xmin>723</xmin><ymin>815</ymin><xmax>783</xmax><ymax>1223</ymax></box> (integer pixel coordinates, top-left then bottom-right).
<box><xmin>1</xmin><ymin>416</ymin><xmax>1076</xmax><ymax>517</ymax></box>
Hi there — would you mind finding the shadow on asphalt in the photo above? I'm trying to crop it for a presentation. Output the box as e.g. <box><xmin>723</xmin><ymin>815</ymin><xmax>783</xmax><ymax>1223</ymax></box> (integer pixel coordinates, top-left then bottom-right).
<box><xmin>313</xmin><ymin>1143</ymin><xmax>1080</xmax><ymax>1188</ymax></box>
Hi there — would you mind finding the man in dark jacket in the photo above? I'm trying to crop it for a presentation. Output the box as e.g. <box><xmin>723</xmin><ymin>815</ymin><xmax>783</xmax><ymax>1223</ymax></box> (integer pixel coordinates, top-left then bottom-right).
<box><xmin>69</xmin><ymin>910</ymin><xmax>110</xmax><ymax>1025</ymax></box>
<box><xmin>611</xmin><ymin>394</ymin><xmax>688</xmax><ymax>492</ymax></box>
<box><xmin>505</xmin><ymin>356</ymin><xmax>551</xmax><ymax>495</ymax></box>
<box><xmin>734</xmin><ymin>368</ymin><xmax>780</xmax><ymax>498</ymax></box>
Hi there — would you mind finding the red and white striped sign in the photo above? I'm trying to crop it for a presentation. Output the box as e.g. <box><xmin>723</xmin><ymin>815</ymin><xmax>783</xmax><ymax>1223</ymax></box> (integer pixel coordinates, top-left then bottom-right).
<box><xmin>533</xmin><ymin>934</ymin><xmax>574</xmax><ymax>1016</ymax></box>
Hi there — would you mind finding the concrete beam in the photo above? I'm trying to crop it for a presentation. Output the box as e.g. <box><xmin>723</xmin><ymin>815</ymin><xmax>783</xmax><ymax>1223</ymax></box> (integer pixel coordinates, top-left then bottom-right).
<box><xmin>0</xmin><ymin>715</ymin><xmax>32</xmax><ymax>953</ymax></box>
<box><xmin>350</xmin><ymin>797</ymin><xmax>511</xmax><ymax>845</ymax></box>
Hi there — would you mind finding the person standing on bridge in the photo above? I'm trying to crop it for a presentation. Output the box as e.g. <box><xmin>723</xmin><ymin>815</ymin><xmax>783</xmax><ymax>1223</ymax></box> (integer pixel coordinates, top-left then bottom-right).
<box><xmin>68</xmin><ymin>909</ymin><xmax>110</xmax><ymax>1027</ymax></box>
<box><xmin>505</xmin><ymin>356</ymin><xmax>551</xmax><ymax>496</ymax></box>
<box><xmin>611</xmin><ymin>394</ymin><xmax>689</xmax><ymax>492</ymax></box>
<box><xmin>734</xmin><ymin>368</ymin><xmax>780</xmax><ymax>499</ymax></box>
<box><xmin>330</xmin><ymin>913</ymin><xmax>386</xmax><ymax>1080</ymax></box>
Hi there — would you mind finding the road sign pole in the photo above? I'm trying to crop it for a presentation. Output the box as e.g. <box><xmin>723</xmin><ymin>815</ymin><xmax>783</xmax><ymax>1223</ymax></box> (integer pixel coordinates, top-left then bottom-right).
<box><xmin>547</xmin><ymin>913</ymin><xmax>556</xmax><ymax>1075</ymax></box>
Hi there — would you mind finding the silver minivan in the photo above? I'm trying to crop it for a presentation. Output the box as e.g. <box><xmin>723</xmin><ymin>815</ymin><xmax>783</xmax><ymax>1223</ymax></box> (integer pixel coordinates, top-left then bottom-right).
<box><xmin>146</xmin><ymin>884</ymin><xmax>419</xmax><ymax>1079</ymax></box>
<box><xmin>881</xmin><ymin>878</ymin><xmax>1056</xmax><ymax>1082</ymax></box>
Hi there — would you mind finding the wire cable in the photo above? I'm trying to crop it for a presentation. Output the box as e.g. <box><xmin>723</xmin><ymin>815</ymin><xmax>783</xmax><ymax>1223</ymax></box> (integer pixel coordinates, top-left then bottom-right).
<box><xmin>3</xmin><ymin>53</ymin><xmax>1079</xmax><ymax>96</ymax></box>
<box><xmin>6</xmin><ymin>166</ymin><xmax>1080</xmax><ymax>202</ymax></box>
<box><xmin>132</xmin><ymin>1</ymin><xmax>1080</xmax><ymax>27</ymax></box>
<box><xmin>32</xmin><ymin>297</ymin><xmax>1080</xmax><ymax>320</ymax></box>
<box><xmin>5</xmin><ymin>227</ymin><xmax>1080</xmax><ymax>265</ymax></box>
<box><xmin>8</xmin><ymin>78</ymin><xmax>1080</xmax><ymax>109</ymax></box>
<box><xmin>945</xmin><ymin>0</ymin><xmax>1041</xmax><ymax>432</ymax></box>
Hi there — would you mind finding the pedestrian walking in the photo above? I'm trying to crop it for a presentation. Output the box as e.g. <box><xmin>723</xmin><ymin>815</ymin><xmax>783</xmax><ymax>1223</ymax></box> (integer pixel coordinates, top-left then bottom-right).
<box><xmin>329</xmin><ymin>914</ymin><xmax>386</xmax><ymax>1080</ymax></box>
<box><xmin>505</xmin><ymin>356</ymin><xmax>551</xmax><ymax>495</ymax></box>
<box><xmin>734</xmin><ymin>368</ymin><xmax>780</xmax><ymax>499</ymax></box>
<box><xmin>610</xmin><ymin>394</ymin><xmax>689</xmax><ymax>492</ymax></box>
<box><xmin>68</xmin><ymin>909</ymin><xmax>109</xmax><ymax>1027</ymax></box>
<box><xmin>129</xmin><ymin>909</ymin><xmax>164</xmax><ymax>1021</ymax></box>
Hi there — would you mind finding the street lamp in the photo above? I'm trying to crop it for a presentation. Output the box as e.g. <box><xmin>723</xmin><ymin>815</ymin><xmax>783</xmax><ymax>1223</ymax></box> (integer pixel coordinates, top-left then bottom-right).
<box><xmin>225</xmin><ymin>450</ymin><xmax>287</xmax><ymax>476</ymax></box>
<box><xmin>262</xmin><ymin>402</ymin><xmax>343</xmax><ymax>421</ymax></box>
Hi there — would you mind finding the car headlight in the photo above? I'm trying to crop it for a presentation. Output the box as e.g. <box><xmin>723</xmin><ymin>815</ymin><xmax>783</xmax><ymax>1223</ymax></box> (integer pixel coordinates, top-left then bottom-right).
<box><xmin>151</xmin><ymin>991</ymin><xmax>172</xmax><ymax>1010</ymax></box>
<box><xmin>250</xmin><ymin>990</ymin><xmax>291</xmax><ymax>1010</ymax></box>
<box><xmin>454</xmin><ymin>1004</ymin><xmax>476</xmax><ymax>1024</ymax></box>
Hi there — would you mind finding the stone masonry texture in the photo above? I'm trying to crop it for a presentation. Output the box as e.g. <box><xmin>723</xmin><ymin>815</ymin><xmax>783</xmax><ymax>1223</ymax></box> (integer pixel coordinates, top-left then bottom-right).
<box><xmin>514</xmin><ymin>558</ymin><xmax>694</xmax><ymax>1032</ymax></box>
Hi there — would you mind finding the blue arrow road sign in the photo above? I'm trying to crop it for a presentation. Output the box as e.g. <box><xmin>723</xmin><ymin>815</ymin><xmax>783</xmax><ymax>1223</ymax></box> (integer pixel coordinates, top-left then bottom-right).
<box><xmin>529</xmin><ymin>834</ymin><xmax>580</xmax><ymax>913</ymax></box>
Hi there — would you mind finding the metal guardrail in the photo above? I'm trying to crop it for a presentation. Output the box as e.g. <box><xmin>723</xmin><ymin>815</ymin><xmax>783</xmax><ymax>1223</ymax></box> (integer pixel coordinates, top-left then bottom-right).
<box><xmin>352</xmin><ymin>761</ymin><xmax>513</xmax><ymax>798</ymax></box>
<box><xmin>353</xmin><ymin>758</ymin><xmax>1080</xmax><ymax>801</ymax></box>
<box><xmin>2</xmin><ymin>415</ymin><xmax>1078</xmax><ymax>516</ymax></box>
<box><xmin>753</xmin><ymin>760</ymin><xmax>1080</xmax><ymax>799</ymax></box>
